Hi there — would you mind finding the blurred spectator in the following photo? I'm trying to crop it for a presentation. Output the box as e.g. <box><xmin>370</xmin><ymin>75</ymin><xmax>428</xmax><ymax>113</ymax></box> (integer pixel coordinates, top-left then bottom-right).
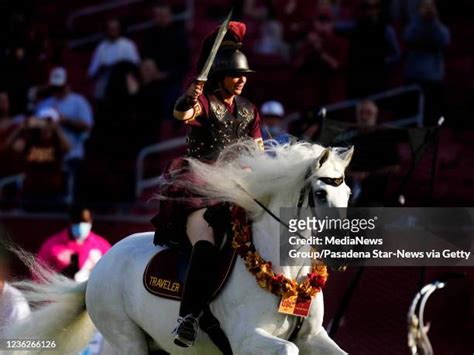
<box><xmin>142</xmin><ymin>2</ymin><xmax>189</xmax><ymax>118</ymax></box>
<box><xmin>87</xmin><ymin>18</ymin><xmax>140</xmax><ymax>198</ymax></box>
<box><xmin>1</xmin><ymin>13</ymin><xmax>50</xmax><ymax>106</ymax></box>
<box><xmin>36</xmin><ymin>67</ymin><xmax>93</xmax><ymax>201</ymax></box>
<box><xmin>390</xmin><ymin>0</ymin><xmax>421</xmax><ymax>25</ymax></box>
<box><xmin>133</xmin><ymin>59</ymin><xmax>168</xmax><ymax>146</ymax></box>
<box><xmin>298</xmin><ymin>108</ymin><xmax>325</xmax><ymax>142</ymax></box>
<box><xmin>193</xmin><ymin>0</ymin><xmax>233</xmax><ymax>20</ymax></box>
<box><xmin>345</xmin><ymin>0</ymin><xmax>400</xmax><ymax>98</ymax></box>
<box><xmin>273</xmin><ymin>0</ymin><xmax>318</xmax><ymax>42</ymax></box>
<box><xmin>0</xmin><ymin>91</ymin><xmax>25</xmax><ymax>183</ymax></box>
<box><xmin>6</xmin><ymin>109</ymin><xmax>71</xmax><ymax>208</ymax></box>
<box><xmin>403</xmin><ymin>0</ymin><xmax>450</xmax><ymax>126</ymax></box>
<box><xmin>0</xmin><ymin>92</ymin><xmax>13</xmax><ymax>156</ymax></box>
<box><xmin>260</xmin><ymin>100</ymin><xmax>290</xmax><ymax>143</ymax></box>
<box><xmin>0</xmin><ymin>92</ymin><xmax>10</xmax><ymax>122</ymax></box>
<box><xmin>0</xmin><ymin>246</ymin><xmax>30</xmax><ymax>330</ymax></box>
<box><xmin>0</xmin><ymin>91</ymin><xmax>26</xmax><ymax>149</ymax></box>
<box><xmin>293</xmin><ymin>3</ymin><xmax>348</xmax><ymax>103</ymax></box>
<box><xmin>347</xmin><ymin>100</ymin><xmax>400</xmax><ymax>206</ymax></box>
<box><xmin>272</xmin><ymin>0</ymin><xmax>317</xmax><ymax>45</ymax></box>
<box><xmin>356</xmin><ymin>99</ymin><xmax>379</xmax><ymax>127</ymax></box>
<box><xmin>88</xmin><ymin>18</ymin><xmax>140</xmax><ymax>101</ymax></box>
<box><xmin>242</xmin><ymin>0</ymin><xmax>271</xmax><ymax>20</ymax></box>
<box><xmin>37</xmin><ymin>206</ymin><xmax>111</xmax><ymax>282</ymax></box>
<box><xmin>254</xmin><ymin>20</ymin><xmax>289</xmax><ymax>60</ymax></box>
<box><xmin>0</xmin><ymin>44</ymin><xmax>31</xmax><ymax>114</ymax></box>
<box><xmin>0</xmin><ymin>12</ymin><xmax>28</xmax><ymax>50</ymax></box>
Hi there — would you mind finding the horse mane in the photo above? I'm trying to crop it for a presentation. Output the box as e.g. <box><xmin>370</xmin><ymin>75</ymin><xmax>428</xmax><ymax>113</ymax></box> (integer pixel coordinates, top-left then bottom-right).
<box><xmin>162</xmin><ymin>140</ymin><xmax>329</xmax><ymax>218</ymax></box>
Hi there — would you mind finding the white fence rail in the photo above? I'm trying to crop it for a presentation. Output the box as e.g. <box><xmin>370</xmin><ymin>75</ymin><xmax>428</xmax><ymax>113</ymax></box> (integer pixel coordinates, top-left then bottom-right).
<box><xmin>0</xmin><ymin>174</ymin><xmax>25</xmax><ymax>199</ymax></box>
<box><xmin>285</xmin><ymin>84</ymin><xmax>424</xmax><ymax>128</ymax></box>
<box><xmin>67</xmin><ymin>0</ymin><xmax>193</xmax><ymax>49</ymax></box>
<box><xmin>135</xmin><ymin>136</ymin><xmax>186</xmax><ymax>198</ymax></box>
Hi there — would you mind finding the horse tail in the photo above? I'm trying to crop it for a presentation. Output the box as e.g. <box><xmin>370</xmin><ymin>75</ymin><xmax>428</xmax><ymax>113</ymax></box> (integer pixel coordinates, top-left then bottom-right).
<box><xmin>5</xmin><ymin>246</ymin><xmax>95</xmax><ymax>354</ymax></box>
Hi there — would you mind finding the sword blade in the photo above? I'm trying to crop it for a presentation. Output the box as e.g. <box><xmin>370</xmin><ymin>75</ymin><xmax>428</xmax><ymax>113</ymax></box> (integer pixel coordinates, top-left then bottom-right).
<box><xmin>196</xmin><ymin>9</ymin><xmax>233</xmax><ymax>82</ymax></box>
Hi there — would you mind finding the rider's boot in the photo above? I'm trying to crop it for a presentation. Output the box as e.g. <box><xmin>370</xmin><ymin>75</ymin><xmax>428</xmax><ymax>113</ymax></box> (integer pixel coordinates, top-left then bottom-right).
<box><xmin>173</xmin><ymin>240</ymin><xmax>218</xmax><ymax>348</ymax></box>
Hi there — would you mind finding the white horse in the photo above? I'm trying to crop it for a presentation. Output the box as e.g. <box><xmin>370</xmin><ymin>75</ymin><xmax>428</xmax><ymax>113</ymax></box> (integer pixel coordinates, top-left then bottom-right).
<box><xmin>7</xmin><ymin>142</ymin><xmax>353</xmax><ymax>355</ymax></box>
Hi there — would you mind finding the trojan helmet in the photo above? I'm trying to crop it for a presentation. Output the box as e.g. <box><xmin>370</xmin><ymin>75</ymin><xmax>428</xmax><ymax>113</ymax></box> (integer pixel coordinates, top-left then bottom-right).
<box><xmin>211</xmin><ymin>47</ymin><xmax>255</xmax><ymax>77</ymax></box>
<box><xmin>199</xmin><ymin>21</ymin><xmax>255</xmax><ymax>78</ymax></box>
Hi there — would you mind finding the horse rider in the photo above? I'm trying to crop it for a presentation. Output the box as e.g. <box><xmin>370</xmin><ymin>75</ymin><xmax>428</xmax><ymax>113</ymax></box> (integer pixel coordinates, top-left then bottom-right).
<box><xmin>151</xmin><ymin>21</ymin><xmax>263</xmax><ymax>348</ymax></box>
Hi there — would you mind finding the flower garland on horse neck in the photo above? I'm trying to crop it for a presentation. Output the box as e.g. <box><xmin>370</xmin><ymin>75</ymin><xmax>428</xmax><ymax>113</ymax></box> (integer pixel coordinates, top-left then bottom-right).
<box><xmin>230</xmin><ymin>206</ymin><xmax>328</xmax><ymax>301</ymax></box>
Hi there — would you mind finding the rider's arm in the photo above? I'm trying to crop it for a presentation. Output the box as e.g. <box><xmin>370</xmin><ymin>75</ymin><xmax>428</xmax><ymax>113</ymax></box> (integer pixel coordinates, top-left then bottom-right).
<box><xmin>173</xmin><ymin>82</ymin><xmax>204</xmax><ymax>122</ymax></box>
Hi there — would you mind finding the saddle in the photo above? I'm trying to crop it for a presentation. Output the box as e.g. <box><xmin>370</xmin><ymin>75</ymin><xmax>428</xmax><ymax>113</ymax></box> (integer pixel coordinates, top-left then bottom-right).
<box><xmin>144</xmin><ymin>204</ymin><xmax>239</xmax><ymax>354</ymax></box>
<box><xmin>144</xmin><ymin>203</ymin><xmax>236</xmax><ymax>300</ymax></box>
<box><xmin>143</xmin><ymin>245</ymin><xmax>236</xmax><ymax>300</ymax></box>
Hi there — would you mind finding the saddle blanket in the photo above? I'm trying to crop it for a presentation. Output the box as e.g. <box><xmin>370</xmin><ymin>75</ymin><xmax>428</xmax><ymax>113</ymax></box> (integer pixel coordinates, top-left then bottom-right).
<box><xmin>143</xmin><ymin>246</ymin><xmax>237</xmax><ymax>300</ymax></box>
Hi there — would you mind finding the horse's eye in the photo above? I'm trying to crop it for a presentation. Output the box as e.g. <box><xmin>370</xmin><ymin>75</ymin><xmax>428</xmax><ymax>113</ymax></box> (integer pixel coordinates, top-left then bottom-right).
<box><xmin>315</xmin><ymin>190</ymin><xmax>327</xmax><ymax>201</ymax></box>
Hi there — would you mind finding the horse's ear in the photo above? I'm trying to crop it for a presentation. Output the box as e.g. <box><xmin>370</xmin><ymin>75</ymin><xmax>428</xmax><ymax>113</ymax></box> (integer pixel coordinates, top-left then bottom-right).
<box><xmin>306</xmin><ymin>148</ymin><xmax>331</xmax><ymax>179</ymax></box>
<box><xmin>316</xmin><ymin>148</ymin><xmax>331</xmax><ymax>169</ymax></box>
<box><xmin>337</xmin><ymin>146</ymin><xmax>354</xmax><ymax>167</ymax></box>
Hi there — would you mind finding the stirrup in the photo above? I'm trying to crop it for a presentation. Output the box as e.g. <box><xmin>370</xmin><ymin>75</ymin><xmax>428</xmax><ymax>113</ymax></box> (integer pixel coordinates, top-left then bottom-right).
<box><xmin>172</xmin><ymin>314</ymin><xmax>199</xmax><ymax>348</ymax></box>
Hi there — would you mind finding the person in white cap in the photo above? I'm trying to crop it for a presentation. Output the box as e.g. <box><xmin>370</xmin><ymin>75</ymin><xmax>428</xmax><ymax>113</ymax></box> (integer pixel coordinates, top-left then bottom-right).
<box><xmin>260</xmin><ymin>100</ymin><xmax>290</xmax><ymax>144</ymax></box>
<box><xmin>36</xmin><ymin>67</ymin><xmax>94</xmax><ymax>201</ymax></box>
<box><xmin>4</xmin><ymin>107</ymin><xmax>71</xmax><ymax>208</ymax></box>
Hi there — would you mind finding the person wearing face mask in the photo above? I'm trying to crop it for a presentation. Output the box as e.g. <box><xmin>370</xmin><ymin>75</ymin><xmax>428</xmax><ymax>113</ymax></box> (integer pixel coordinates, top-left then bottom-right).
<box><xmin>260</xmin><ymin>100</ymin><xmax>290</xmax><ymax>144</ymax></box>
<box><xmin>37</xmin><ymin>206</ymin><xmax>111</xmax><ymax>281</ymax></box>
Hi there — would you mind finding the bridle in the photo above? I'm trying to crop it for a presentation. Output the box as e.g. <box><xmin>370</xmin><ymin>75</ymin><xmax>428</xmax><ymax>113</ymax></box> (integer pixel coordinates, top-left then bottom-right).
<box><xmin>234</xmin><ymin>172</ymin><xmax>345</xmax><ymax>243</ymax></box>
<box><xmin>233</xmin><ymin>171</ymin><xmax>316</xmax><ymax>240</ymax></box>
<box><xmin>297</xmin><ymin>171</ymin><xmax>345</xmax><ymax>210</ymax></box>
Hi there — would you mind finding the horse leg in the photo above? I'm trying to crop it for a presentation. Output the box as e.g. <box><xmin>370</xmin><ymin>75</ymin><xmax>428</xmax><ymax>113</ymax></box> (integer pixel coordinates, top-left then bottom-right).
<box><xmin>294</xmin><ymin>327</ymin><xmax>347</xmax><ymax>355</ymax></box>
<box><xmin>87</xmin><ymin>290</ymin><xmax>148</xmax><ymax>354</ymax></box>
<box><xmin>86</xmin><ymin>250</ymin><xmax>149</xmax><ymax>355</ymax></box>
<box><xmin>92</xmin><ymin>314</ymin><xmax>149</xmax><ymax>355</ymax></box>
<box><xmin>231</xmin><ymin>328</ymin><xmax>299</xmax><ymax>355</ymax></box>
<box><xmin>292</xmin><ymin>293</ymin><xmax>347</xmax><ymax>355</ymax></box>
